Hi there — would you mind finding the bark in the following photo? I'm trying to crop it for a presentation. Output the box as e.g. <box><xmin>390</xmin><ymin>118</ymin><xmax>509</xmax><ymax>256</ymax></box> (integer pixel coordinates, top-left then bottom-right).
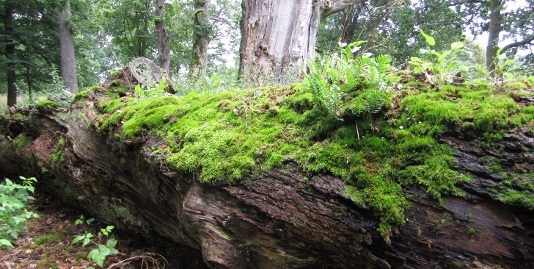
<box><xmin>238</xmin><ymin>0</ymin><xmax>364</xmax><ymax>84</ymax></box>
<box><xmin>58</xmin><ymin>0</ymin><xmax>78</xmax><ymax>93</ymax></box>
<box><xmin>155</xmin><ymin>0</ymin><xmax>171</xmax><ymax>78</ymax></box>
<box><xmin>0</xmin><ymin>74</ymin><xmax>532</xmax><ymax>269</ymax></box>
<box><xmin>3</xmin><ymin>2</ymin><xmax>17</xmax><ymax>107</ymax></box>
<box><xmin>189</xmin><ymin>0</ymin><xmax>210</xmax><ymax>81</ymax></box>
<box><xmin>485</xmin><ymin>0</ymin><xmax>502</xmax><ymax>76</ymax></box>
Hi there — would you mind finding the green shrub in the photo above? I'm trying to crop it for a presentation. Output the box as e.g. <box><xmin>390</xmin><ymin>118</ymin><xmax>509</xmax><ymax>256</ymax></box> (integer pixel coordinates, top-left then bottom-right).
<box><xmin>0</xmin><ymin>176</ymin><xmax>38</xmax><ymax>249</ymax></box>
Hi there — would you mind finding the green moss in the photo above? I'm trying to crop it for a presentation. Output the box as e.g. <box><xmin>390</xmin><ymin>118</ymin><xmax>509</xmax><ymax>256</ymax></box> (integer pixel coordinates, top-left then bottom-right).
<box><xmin>497</xmin><ymin>189</ymin><xmax>534</xmax><ymax>210</ymax></box>
<box><xmin>13</xmin><ymin>134</ymin><xmax>32</xmax><ymax>148</ymax></box>
<box><xmin>34</xmin><ymin>232</ymin><xmax>64</xmax><ymax>245</ymax></box>
<box><xmin>400</xmin><ymin>84</ymin><xmax>526</xmax><ymax>139</ymax></box>
<box><xmin>97</xmin><ymin>79</ymin><xmax>527</xmax><ymax>237</ymax></box>
<box><xmin>36</xmin><ymin>99</ymin><xmax>60</xmax><ymax>111</ymax></box>
<box><xmin>50</xmin><ymin>137</ymin><xmax>66</xmax><ymax>163</ymax></box>
<box><xmin>74</xmin><ymin>85</ymin><xmax>101</xmax><ymax>102</ymax></box>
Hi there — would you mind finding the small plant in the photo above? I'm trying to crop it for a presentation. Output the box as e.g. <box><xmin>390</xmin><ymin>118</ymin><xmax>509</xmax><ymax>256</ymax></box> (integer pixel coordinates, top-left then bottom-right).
<box><xmin>409</xmin><ymin>30</ymin><xmax>468</xmax><ymax>84</ymax></box>
<box><xmin>73</xmin><ymin>215</ymin><xmax>119</xmax><ymax>267</ymax></box>
<box><xmin>133</xmin><ymin>78</ymin><xmax>171</xmax><ymax>101</ymax></box>
<box><xmin>305</xmin><ymin>40</ymin><xmax>397</xmax><ymax>118</ymax></box>
<box><xmin>0</xmin><ymin>176</ymin><xmax>38</xmax><ymax>249</ymax></box>
<box><xmin>493</xmin><ymin>48</ymin><xmax>521</xmax><ymax>84</ymax></box>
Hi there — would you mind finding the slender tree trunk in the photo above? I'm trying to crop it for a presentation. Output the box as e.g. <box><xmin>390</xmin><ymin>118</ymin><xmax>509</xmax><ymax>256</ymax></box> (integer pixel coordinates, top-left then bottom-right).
<box><xmin>58</xmin><ymin>0</ymin><xmax>78</xmax><ymax>93</ymax></box>
<box><xmin>339</xmin><ymin>5</ymin><xmax>360</xmax><ymax>44</ymax></box>
<box><xmin>155</xmin><ymin>0</ymin><xmax>171</xmax><ymax>78</ymax></box>
<box><xmin>238</xmin><ymin>0</ymin><xmax>364</xmax><ymax>84</ymax></box>
<box><xmin>4</xmin><ymin>2</ymin><xmax>17</xmax><ymax>107</ymax></box>
<box><xmin>189</xmin><ymin>0</ymin><xmax>210</xmax><ymax>81</ymax></box>
<box><xmin>486</xmin><ymin>0</ymin><xmax>502</xmax><ymax>76</ymax></box>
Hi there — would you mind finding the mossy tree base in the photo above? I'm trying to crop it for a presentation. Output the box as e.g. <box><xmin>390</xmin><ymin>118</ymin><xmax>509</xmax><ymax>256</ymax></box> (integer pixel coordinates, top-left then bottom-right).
<box><xmin>0</xmin><ymin>76</ymin><xmax>532</xmax><ymax>268</ymax></box>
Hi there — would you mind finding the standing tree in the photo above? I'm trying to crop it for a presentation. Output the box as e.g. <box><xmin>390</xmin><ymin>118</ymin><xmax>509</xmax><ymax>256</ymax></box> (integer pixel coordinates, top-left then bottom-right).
<box><xmin>189</xmin><ymin>0</ymin><xmax>210</xmax><ymax>80</ymax></box>
<box><xmin>238</xmin><ymin>0</ymin><xmax>366</xmax><ymax>84</ymax></box>
<box><xmin>58</xmin><ymin>0</ymin><xmax>78</xmax><ymax>93</ymax></box>
<box><xmin>451</xmin><ymin>0</ymin><xmax>533</xmax><ymax>75</ymax></box>
<box><xmin>2</xmin><ymin>2</ymin><xmax>16</xmax><ymax>106</ymax></box>
<box><xmin>155</xmin><ymin>0</ymin><xmax>171</xmax><ymax>77</ymax></box>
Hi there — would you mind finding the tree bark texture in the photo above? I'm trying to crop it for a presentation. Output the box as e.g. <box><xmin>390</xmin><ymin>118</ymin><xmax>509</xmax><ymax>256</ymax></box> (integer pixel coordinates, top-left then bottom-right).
<box><xmin>189</xmin><ymin>0</ymin><xmax>210</xmax><ymax>80</ymax></box>
<box><xmin>3</xmin><ymin>2</ymin><xmax>17</xmax><ymax>107</ymax></box>
<box><xmin>0</xmin><ymin>78</ymin><xmax>532</xmax><ymax>268</ymax></box>
<box><xmin>238</xmin><ymin>0</ymin><xmax>365</xmax><ymax>84</ymax></box>
<box><xmin>486</xmin><ymin>0</ymin><xmax>502</xmax><ymax>76</ymax></box>
<box><xmin>155</xmin><ymin>0</ymin><xmax>171</xmax><ymax>78</ymax></box>
<box><xmin>58</xmin><ymin>0</ymin><xmax>78</xmax><ymax>93</ymax></box>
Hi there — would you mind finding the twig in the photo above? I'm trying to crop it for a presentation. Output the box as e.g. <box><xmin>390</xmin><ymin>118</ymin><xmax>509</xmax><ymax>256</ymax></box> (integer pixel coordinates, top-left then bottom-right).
<box><xmin>107</xmin><ymin>252</ymin><xmax>168</xmax><ymax>269</ymax></box>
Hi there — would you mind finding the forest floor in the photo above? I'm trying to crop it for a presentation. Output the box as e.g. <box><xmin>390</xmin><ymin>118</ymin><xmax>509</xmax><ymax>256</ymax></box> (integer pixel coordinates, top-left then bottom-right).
<box><xmin>0</xmin><ymin>192</ymin><xmax>173</xmax><ymax>269</ymax></box>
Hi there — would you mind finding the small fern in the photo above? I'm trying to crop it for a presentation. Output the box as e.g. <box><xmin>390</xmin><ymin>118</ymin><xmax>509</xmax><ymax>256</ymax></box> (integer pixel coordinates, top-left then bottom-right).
<box><xmin>305</xmin><ymin>41</ymin><xmax>396</xmax><ymax>120</ymax></box>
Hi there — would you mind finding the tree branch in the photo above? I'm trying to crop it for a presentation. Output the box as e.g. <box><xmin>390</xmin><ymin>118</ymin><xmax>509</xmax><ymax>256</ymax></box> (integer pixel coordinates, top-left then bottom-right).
<box><xmin>320</xmin><ymin>0</ymin><xmax>368</xmax><ymax>18</ymax></box>
<box><xmin>501</xmin><ymin>35</ymin><xmax>534</xmax><ymax>52</ymax></box>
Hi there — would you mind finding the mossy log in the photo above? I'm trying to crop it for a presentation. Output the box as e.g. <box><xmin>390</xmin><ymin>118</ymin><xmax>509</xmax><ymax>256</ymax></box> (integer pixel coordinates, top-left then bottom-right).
<box><xmin>0</xmin><ymin>78</ymin><xmax>533</xmax><ymax>268</ymax></box>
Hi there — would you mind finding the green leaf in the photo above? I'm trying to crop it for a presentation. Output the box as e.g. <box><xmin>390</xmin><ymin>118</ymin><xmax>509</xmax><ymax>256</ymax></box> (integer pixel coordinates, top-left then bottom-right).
<box><xmin>420</xmin><ymin>29</ymin><xmax>435</xmax><ymax>46</ymax></box>
<box><xmin>450</xmin><ymin>42</ymin><xmax>464</xmax><ymax>50</ymax></box>
<box><xmin>0</xmin><ymin>239</ymin><xmax>14</xmax><ymax>249</ymax></box>
<box><xmin>72</xmin><ymin>234</ymin><xmax>85</xmax><ymax>245</ymax></box>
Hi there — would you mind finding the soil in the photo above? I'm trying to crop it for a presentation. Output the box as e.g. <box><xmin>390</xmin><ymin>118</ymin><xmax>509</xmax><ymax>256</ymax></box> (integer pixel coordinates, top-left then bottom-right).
<box><xmin>0</xmin><ymin>191</ymin><xmax>202</xmax><ymax>269</ymax></box>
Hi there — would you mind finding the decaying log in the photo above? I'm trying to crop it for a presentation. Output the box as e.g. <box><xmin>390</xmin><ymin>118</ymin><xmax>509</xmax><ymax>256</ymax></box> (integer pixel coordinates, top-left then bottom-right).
<box><xmin>0</xmin><ymin>83</ymin><xmax>532</xmax><ymax>269</ymax></box>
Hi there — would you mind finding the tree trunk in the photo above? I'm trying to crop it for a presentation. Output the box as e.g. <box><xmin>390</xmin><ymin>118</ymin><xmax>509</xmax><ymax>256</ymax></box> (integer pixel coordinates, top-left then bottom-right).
<box><xmin>155</xmin><ymin>0</ymin><xmax>171</xmax><ymax>78</ymax></box>
<box><xmin>58</xmin><ymin>0</ymin><xmax>78</xmax><ymax>93</ymax></box>
<box><xmin>339</xmin><ymin>4</ymin><xmax>360</xmax><ymax>44</ymax></box>
<box><xmin>189</xmin><ymin>0</ymin><xmax>210</xmax><ymax>81</ymax></box>
<box><xmin>486</xmin><ymin>0</ymin><xmax>502</xmax><ymax>76</ymax></box>
<box><xmin>238</xmin><ymin>0</ymin><xmax>364</xmax><ymax>84</ymax></box>
<box><xmin>4</xmin><ymin>2</ymin><xmax>17</xmax><ymax>107</ymax></box>
<box><xmin>0</xmin><ymin>74</ymin><xmax>532</xmax><ymax>269</ymax></box>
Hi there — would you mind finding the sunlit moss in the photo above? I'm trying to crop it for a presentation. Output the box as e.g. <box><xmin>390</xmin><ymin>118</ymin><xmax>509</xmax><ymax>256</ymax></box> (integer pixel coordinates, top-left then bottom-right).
<box><xmin>96</xmin><ymin>78</ymin><xmax>531</xmax><ymax>237</ymax></box>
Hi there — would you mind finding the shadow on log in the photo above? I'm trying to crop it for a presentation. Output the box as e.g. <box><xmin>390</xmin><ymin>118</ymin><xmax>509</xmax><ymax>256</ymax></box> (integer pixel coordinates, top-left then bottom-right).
<box><xmin>0</xmin><ymin>71</ymin><xmax>532</xmax><ymax>268</ymax></box>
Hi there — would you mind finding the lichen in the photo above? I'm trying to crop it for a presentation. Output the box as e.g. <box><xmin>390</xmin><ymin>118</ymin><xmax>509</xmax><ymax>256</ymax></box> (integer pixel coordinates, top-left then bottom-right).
<box><xmin>95</xmin><ymin>78</ymin><xmax>532</xmax><ymax>236</ymax></box>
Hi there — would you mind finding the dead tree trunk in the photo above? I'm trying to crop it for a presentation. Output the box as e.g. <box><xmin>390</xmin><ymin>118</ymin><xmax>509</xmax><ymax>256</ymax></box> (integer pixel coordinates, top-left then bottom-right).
<box><xmin>0</xmin><ymin>78</ymin><xmax>532</xmax><ymax>268</ymax></box>
<box><xmin>238</xmin><ymin>0</ymin><xmax>365</xmax><ymax>84</ymax></box>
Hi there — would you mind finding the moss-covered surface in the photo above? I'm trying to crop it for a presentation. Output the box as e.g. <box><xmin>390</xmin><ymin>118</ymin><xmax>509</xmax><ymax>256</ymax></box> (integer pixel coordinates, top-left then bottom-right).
<box><xmin>92</xmin><ymin>78</ymin><xmax>533</xmax><ymax>236</ymax></box>
<box><xmin>49</xmin><ymin>137</ymin><xmax>66</xmax><ymax>163</ymax></box>
<box><xmin>36</xmin><ymin>99</ymin><xmax>60</xmax><ymax>111</ymax></box>
<box><xmin>12</xmin><ymin>134</ymin><xmax>32</xmax><ymax>148</ymax></box>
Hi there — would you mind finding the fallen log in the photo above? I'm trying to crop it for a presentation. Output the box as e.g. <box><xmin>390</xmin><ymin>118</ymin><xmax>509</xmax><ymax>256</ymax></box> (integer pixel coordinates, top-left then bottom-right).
<box><xmin>0</xmin><ymin>72</ymin><xmax>532</xmax><ymax>268</ymax></box>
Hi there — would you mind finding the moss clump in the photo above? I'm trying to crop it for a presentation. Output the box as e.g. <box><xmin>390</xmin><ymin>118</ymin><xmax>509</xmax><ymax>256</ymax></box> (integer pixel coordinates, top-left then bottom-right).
<box><xmin>97</xmin><ymin>79</ymin><xmax>529</xmax><ymax>236</ymax></box>
<box><xmin>497</xmin><ymin>190</ymin><xmax>534</xmax><ymax>210</ymax></box>
<box><xmin>399</xmin><ymin>84</ymin><xmax>530</xmax><ymax>139</ymax></box>
<box><xmin>13</xmin><ymin>134</ymin><xmax>32</xmax><ymax>148</ymax></box>
<box><xmin>34</xmin><ymin>232</ymin><xmax>64</xmax><ymax>245</ymax></box>
<box><xmin>74</xmin><ymin>86</ymin><xmax>101</xmax><ymax>102</ymax></box>
<box><xmin>36</xmin><ymin>99</ymin><xmax>60</xmax><ymax>111</ymax></box>
<box><xmin>50</xmin><ymin>137</ymin><xmax>66</xmax><ymax>163</ymax></box>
